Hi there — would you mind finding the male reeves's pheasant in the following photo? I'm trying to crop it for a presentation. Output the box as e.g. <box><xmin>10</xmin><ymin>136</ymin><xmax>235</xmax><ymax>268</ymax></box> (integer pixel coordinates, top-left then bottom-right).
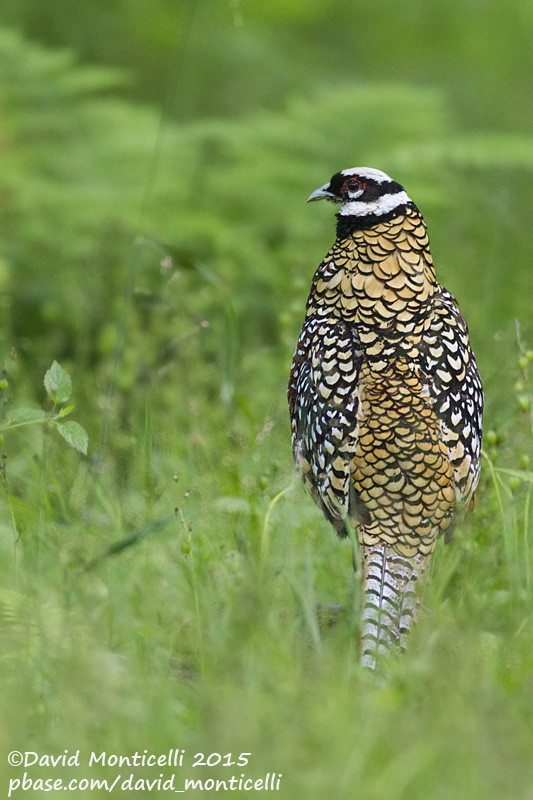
<box><xmin>288</xmin><ymin>168</ymin><xmax>483</xmax><ymax>669</ymax></box>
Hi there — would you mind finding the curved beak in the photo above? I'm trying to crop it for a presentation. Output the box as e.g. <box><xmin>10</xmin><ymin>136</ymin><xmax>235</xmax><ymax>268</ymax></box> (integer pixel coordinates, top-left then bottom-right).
<box><xmin>307</xmin><ymin>183</ymin><xmax>335</xmax><ymax>203</ymax></box>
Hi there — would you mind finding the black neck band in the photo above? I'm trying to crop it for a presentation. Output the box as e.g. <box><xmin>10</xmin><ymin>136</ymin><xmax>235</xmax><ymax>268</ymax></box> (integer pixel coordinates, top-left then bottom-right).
<box><xmin>335</xmin><ymin>202</ymin><xmax>419</xmax><ymax>238</ymax></box>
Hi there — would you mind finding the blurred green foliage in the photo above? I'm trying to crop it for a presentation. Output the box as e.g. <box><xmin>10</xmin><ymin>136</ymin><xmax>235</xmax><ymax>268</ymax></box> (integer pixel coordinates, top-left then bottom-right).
<box><xmin>1</xmin><ymin>2</ymin><xmax>533</xmax><ymax>798</ymax></box>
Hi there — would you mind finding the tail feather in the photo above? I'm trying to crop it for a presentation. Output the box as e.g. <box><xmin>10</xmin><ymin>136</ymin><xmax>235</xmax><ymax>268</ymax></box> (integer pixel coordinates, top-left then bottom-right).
<box><xmin>360</xmin><ymin>544</ymin><xmax>430</xmax><ymax>671</ymax></box>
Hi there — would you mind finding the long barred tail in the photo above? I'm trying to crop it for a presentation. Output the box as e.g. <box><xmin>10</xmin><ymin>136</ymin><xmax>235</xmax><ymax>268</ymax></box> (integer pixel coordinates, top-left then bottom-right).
<box><xmin>360</xmin><ymin>544</ymin><xmax>431</xmax><ymax>671</ymax></box>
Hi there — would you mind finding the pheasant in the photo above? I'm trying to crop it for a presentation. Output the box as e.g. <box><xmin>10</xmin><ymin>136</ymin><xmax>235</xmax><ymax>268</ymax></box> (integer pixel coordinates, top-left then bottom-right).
<box><xmin>288</xmin><ymin>167</ymin><xmax>483</xmax><ymax>670</ymax></box>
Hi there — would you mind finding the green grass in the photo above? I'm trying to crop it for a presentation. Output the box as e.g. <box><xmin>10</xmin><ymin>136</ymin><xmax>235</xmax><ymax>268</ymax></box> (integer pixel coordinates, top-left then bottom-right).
<box><xmin>2</xmin><ymin>5</ymin><xmax>533</xmax><ymax>798</ymax></box>
<box><xmin>1</xmin><ymin>326</ymin><xmax>533</xmax><ymax>799</ymax></box>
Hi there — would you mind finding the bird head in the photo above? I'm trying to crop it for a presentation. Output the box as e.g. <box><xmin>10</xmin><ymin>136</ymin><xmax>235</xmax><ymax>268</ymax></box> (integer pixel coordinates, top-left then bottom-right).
<box><xmin>308</xmin><ymin>167</ymin><xmax>412</xmax><ymax>219</ymax></box>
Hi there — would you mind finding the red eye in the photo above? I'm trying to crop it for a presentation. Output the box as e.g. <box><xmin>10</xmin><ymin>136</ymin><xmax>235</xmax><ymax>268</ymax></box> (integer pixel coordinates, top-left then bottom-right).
<box><xmin>345</xmin><ymin>178</ymin><xmax>365</xmax><ymax>192</ymax></box>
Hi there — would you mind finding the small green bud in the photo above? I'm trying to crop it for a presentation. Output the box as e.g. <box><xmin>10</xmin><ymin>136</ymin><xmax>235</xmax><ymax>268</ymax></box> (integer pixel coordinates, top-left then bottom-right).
<box><xmin>526</xmin><ymin>350</ymin><xmax>533</xmax><ymax>362</ymax></box>
<box><xmin>520</xmin><ymin>455</ymin><xmax>530</xmax><ymax>470</ymax></box>
<box><xmin>485</xmin><ymin>430</ymin><xmax>497</xmax><ymax>445</ymax></box>
<box><xmin>517</xmin><ymin>395</ymin><xmax>530</xmax><ymax>411</ymax></box>
<box><xmin>509</xmin><ymin>477</ymin><xmax>521</xmax><ymax>491</ymax></box>
<box><xmin>518</xmin><ymin>355</ymin><xmax>529</xmax><ymax>370</ymax></box>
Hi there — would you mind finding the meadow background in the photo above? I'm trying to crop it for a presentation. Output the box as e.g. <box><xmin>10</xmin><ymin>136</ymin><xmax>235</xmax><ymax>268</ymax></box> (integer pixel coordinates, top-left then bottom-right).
<box><xmin>1</xmin><ymin>1</ymin><xmax>533</xmax><ymax>797</ymax></box>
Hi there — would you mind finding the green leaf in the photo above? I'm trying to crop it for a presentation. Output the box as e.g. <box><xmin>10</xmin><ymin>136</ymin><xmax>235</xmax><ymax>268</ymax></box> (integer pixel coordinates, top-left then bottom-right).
<box><xmin>4</xmin><ymin>407</ymin><xmax>47</xmax><ymax>425</ymax></box>
<box><xmin>44</xmin><ymin>361</ymin><xmax>72</xmax><ymax>404</ymax></box>
<box><xmin>84</xmin><ymin>516</ymin><xmax>175</xmax><ymax>571</ymax></box>
<box><xmin>494</xmin><ymin>467</ymin><xmax>533</xmax><ymax>484</ymax></box>
<box><xmin>57</xmin><ymin>405</ymin><xmax>74</xmax><ymax>418</ymax></box>
<box><xmin>53</xmin><ymin>420</ymin><xmax>88</xmax><ymax>455</ymax></box>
